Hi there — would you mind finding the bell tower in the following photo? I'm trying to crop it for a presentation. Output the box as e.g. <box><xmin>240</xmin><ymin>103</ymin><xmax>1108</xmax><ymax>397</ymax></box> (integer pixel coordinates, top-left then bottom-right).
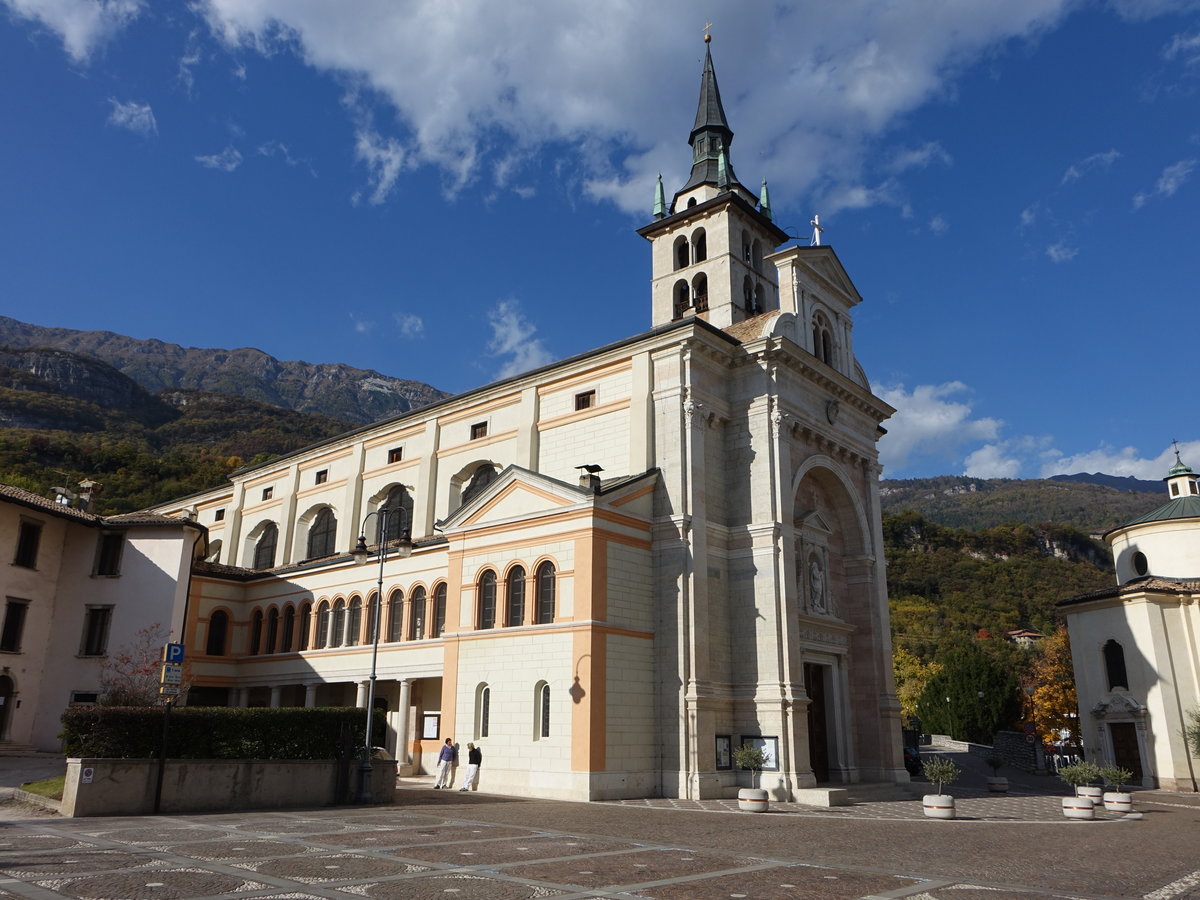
<box><xmin>639</xmin><ymin>36</ymin><xmax>788</xmax><ymax>329</ymax></box>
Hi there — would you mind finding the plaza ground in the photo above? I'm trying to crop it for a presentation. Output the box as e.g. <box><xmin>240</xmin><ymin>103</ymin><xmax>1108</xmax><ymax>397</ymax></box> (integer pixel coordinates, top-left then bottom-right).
<box><xmin>1</xmin><ymin>746</ymin><xmax>1198</xmax><ymax>899</ymax></box>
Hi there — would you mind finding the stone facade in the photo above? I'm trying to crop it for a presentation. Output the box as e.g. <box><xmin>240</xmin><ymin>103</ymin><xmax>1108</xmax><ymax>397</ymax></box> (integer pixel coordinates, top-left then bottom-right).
<box><xmin>122</xmin><ymin>43</ymin><xmax>900</xmax><ymax>802</ymax></box>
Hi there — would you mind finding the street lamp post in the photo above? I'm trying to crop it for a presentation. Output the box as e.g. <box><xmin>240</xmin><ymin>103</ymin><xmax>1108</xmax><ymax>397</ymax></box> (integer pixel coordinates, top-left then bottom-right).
<box><xmin>351</xmin><ymin>507</ymin><xmax>412</xmax><ymax>804</ymax></box>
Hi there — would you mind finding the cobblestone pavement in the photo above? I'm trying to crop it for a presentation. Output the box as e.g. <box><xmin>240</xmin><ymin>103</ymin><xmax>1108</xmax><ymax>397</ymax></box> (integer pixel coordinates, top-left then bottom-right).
<box><xmin>0</xmin><ymin>785</ymin><xmax>1198</xmax><ymax>900</ymax></box>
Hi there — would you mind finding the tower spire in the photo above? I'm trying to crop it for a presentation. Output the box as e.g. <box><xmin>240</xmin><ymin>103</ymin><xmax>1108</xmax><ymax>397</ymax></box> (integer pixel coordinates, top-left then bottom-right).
<box><xmin>653</xmin><ymin>174</ymin><xmax>667</xmax><ymax>219</ymax></box>
<box><xmin>679</xmin><ymin>35</ymin><xmax>739</xmax><ymax>194</ymax></box>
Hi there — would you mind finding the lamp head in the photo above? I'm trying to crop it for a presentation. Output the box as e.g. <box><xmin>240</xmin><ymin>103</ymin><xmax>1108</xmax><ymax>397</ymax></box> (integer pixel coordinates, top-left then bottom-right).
<box><xmin>352</xmin><ymin>534</ymin><xmax>370</xmax><ymax>565</ymax></box>
<box><xmin>394</xmin><ymin>531</ymin><xmax>414</xmax><ymax>559</ymax></box>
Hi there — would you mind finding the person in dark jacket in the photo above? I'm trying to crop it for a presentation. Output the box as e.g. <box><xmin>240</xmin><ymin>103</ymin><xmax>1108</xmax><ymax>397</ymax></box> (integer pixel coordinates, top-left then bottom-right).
<box><xmin>459</xmin><ymin>743</ymin><xmax>482</xmax><ymax>791</ymax></box>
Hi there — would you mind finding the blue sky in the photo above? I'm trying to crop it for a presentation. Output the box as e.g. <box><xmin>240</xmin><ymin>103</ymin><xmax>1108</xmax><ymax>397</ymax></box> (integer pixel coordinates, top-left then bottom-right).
<box><xmin>2</xmin><ymin>1</ymin><xmax>1199</xmax><ymax>481</ymax></box>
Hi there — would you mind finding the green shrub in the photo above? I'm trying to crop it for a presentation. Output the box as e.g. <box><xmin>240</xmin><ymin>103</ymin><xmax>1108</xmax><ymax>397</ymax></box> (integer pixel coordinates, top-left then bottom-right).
<box><xmin>1056</xmin><ymin>761</ymin><xmax>1101</xmax><ymax>788</ymax></box>
<box><xmin>1100</xmin><ymin>765</ymin><xmax>1134</xmax><ymax>791</ymax></box>
<box><xmin>60</xmin><ymin>706</ymin><xmax>385</xmax><ymax>760</ymax></box>
<box><xmin>921</xmin><ymin>756</ymin><xmax>961</xmax><ymax>793</ymax></box>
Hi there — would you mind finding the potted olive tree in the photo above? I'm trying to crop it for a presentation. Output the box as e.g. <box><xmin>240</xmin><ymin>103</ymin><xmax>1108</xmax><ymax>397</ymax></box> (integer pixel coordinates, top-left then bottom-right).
<box><xmin>984</xmin><ymin>754</ymin><xmax>1008</xmax><ymax>793</ymax></box>
<box><xmin>732</xmin><ymin>743</ymin><xmax>769</xmax><ymax>812</ymax></box>
<box><xmin>1057</xmin><ymin>761</ymin><xmax>1101</xmax><ymax>819</ymax></box>
<box><xmin>921</xmin><ymin>756</ymin><xmax>961</xmax><ymax>819</ymax></box>
<box><xmin>1100</xmin><ymin>765</ymin><xmax>1135</xmax><ymax>813</ymax></box>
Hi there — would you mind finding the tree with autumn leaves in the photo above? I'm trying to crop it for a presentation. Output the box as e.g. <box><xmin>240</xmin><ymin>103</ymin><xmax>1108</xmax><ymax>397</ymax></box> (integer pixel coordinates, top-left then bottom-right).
<box><xmin>97</xmin><ymin>623</ymin><xmax>182</xmax><ymax>706</ymax></box>
<box><xmin>1022</xmin><ymin>625</ymin><xmax>1080</xmax><ymax>747</ymax></box>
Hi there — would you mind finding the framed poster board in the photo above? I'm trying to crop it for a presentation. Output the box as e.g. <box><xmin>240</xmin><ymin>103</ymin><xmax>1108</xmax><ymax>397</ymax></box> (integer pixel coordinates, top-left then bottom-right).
<box><xmin>715</xmin><ymin>734</ymin><xmax>732</xmax><ymax>770</ymax></box>
<box><xmin>740</xmin><ymin>735</ymin><xmax>779</xmax><ymax>771</ymax></box>
<box><xmin>421</xmin><ymin>713</ymin><xmax>441</xmax><ymax>740</ymax></box>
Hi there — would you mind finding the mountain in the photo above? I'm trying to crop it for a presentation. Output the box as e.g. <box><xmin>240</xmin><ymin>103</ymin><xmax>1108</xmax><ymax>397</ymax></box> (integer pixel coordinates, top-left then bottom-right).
<box><xmin>0</xmin><ymin>347</ymin><xmax>353</xmax><ymax>513</ymax></box>
<box><xmin>879</xmin><ymin>475</ymin><xmax>1164</xmax><ymax>534</ymax></box>
<box><xmin>0</xmin><ymin>316</ymin><xmax>448</xmax><ymax>424</ymax></box>
<box><xmin>1048</xmin><ymin>471</ymin><xmax>1162</xmax><ymax>493</ymax></box>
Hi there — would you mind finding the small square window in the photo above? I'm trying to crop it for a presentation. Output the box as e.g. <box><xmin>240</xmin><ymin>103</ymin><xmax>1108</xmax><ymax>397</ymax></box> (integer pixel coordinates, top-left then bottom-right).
<box><xmin>214</xmin><ymin>508</ymin><xmax>226</xmax><ymax>522</ymax></box>
<box><xmin>80</xmin><ymin>606</ymin><xmax>113</xmax><ymax>656</ymax></box>
<box><xmin>315</xmin><ymin>469</ymin><xmax>328</xmax><ymax>485</ymax></box>
<box><xmin>387</xmin><ymin>447</ymin><xmax>403</xmax><ymax>464</ymax></box>
<box><xmin>94</xmin><ymin>533</ymin><xmax>124</xmax><ymax>577</ymax></box>
<box><xmin>575</xmin><ymin>390</ymin><xmax>596</xmax><ymax>411</ymax></box>
<box><xmin>262</xmin><ymin>487</ymin><xmax>274</xmax><ymax>501</ymax></box>
<box><xmin>470</xmin><ymin>422</ymin><xmax>488</xmax><ymax>440</ymax></box>
<box><xmin>70</xmin><ymin>691</ymin><xmax>99</xmax><ymax>706</ymax></box>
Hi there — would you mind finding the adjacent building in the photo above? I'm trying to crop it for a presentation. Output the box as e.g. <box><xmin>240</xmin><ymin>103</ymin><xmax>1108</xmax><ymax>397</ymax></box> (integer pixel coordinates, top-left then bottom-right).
<box><xmin>1060</xmin><ymin>454</ymin><xmax>1200</xmax><ymax>791</ymax></box>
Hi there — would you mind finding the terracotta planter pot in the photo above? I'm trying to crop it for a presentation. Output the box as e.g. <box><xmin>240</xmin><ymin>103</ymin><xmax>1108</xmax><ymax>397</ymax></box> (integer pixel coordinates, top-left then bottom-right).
<box><xmin>986</xmin><ymin>776</ymin><xmax>1008</xmax><ymax>793</ymax></box>
<box><xmin>1062</xmin><ymin>796</ymin><xmax>1095</xmax><ymax>819</ymax></box>
<box><xmin>1103</xmin><ymin>791</ymin><xmax>1133</xmax><ymax>813</ymax></box>
<box><xmin>737</xmin><ymin>788</ymin><xmax>769</xmax><ymax>812</ymax></box>
<box><xmin>1076</xmin><ymin>785</ymin><xmax>1103</xmax><ymax>802</ymax></box>
<box><xmin>922</xmin><ymin>793</ymin><xmax>956</xmax><ymax>819</ymax></box>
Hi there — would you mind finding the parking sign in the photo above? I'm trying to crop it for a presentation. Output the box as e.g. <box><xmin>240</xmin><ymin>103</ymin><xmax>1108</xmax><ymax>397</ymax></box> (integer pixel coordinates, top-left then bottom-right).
<box><xmin>163</xmin><ymin>643</ymin><xmax>184</xmax><ymax>664</ymax></box>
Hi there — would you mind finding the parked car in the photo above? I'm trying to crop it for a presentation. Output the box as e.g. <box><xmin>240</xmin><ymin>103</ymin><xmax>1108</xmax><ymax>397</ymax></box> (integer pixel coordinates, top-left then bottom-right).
<box><xmin>903</xmin><ymin>745</ymin><xmax>922</xmax><ymax>775</ymax></box>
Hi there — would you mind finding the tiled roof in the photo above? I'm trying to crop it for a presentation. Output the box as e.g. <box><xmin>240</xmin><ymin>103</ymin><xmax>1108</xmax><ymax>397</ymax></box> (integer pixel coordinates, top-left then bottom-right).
<box><xmin>0</xmin><ymin>482</ymin><xmax>198</xmax><ymax>530</ymax></box>
<box><xmin>723</xmin><ymin>312</ymin><xmax>779</xmax><ymax>344</ymax></box>
<box><xmin>1059</xmin><ymin>575</ymin><xmax>1200</xmax><ymax>606</ymax></box>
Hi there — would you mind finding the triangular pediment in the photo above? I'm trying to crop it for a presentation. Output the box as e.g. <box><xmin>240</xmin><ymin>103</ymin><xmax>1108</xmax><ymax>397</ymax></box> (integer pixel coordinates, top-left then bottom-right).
<box><xmin>798</xmin><ymin>510</ymin><xmax>833</xmax><ymax>536</ymax></box>
<box><xmin>807</xmin><ymin>253</ymin><xmax>861</xmax><ymax>306</ymax></box>
<box><xmin>440</xmin><ymin>466</ymin><xmax>592</xmax><ymax>533</ymax></box>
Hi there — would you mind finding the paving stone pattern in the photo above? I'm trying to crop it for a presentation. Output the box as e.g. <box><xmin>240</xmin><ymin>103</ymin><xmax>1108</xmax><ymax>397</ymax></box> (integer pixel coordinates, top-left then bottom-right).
<box><xmin>0</xmin><ymin>788</ymin><xmax>1196</xmax><ymax>900</ymax></box>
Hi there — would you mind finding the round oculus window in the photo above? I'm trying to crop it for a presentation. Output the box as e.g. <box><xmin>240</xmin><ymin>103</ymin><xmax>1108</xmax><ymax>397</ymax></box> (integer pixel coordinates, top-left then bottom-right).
<box><xmin>1132</xmin><ymin>551</ymin><xmax>1149</xmax><ymax>577</ymax></box>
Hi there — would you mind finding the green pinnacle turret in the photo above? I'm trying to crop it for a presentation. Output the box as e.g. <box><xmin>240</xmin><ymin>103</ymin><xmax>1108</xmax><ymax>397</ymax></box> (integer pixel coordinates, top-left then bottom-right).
<box><xmin>653</xmin><ymin>174</ymin><xmax>666</xmax><ymax>219</ymax></box>
<box><xmin>759</xmin><ymin>179</ymin><xmax>772</xmax><ymax>220</ymax></box>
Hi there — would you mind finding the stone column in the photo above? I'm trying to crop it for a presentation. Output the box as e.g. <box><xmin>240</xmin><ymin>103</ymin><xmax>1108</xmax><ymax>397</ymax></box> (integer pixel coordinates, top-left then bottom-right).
<box><xmin>269</xmin><ymin>685</ymin><xmax>281</xmax><ymax>708</ymax></box>
<box><xmin>395</xmin><ymin>679</ymin><xmax>412</xmax><ymax>766</ymax></box>
<box><xmin>356</xmin><ymin>680</ymin><xmax>369</xmax><ymax>708</ymax></box>
<box><xmin>304</xmin><ymin>683</ymin><xmax>317</xmax><ymax>708</ymax></box>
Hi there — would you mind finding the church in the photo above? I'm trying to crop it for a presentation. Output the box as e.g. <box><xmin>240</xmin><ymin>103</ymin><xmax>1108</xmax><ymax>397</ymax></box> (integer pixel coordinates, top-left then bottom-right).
<box><xmin>142</xmin><ymin>39</ymin><xmax>906</xmax><ymax>801</ymax></box>
<box><xmin>1059</xmin><ymin>453</ymin><xmax>1200</xmax><ymax>792</ymax></box>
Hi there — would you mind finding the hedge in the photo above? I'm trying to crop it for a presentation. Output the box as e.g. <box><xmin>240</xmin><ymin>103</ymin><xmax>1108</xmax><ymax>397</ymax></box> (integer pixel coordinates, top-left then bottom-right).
<box><xmin>60</xmin><ymin>706</ymin><xmax>386</xmax><ymax>760</ymax></box>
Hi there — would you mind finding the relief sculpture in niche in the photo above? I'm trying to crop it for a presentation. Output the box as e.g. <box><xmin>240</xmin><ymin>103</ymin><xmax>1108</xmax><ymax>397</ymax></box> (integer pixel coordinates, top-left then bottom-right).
<box><xmin>809</xmin><ymin>557</ymin><xmax>827</xmax><ymax>613</ymax></box>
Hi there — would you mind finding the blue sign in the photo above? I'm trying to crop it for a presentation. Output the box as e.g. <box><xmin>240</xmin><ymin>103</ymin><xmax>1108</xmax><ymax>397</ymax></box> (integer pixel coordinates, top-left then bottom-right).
<box><xmin>164</xmin><ymin>643</ymin><xmax>185</xmax><ymax>664</ymax></box>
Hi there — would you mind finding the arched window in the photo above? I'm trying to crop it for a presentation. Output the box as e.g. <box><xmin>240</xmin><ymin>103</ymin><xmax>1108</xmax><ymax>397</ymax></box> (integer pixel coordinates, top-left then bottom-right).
<box><xmin>432</xmin><ymin>583</ymin><xmax>447</xmax><ymax>638</ymax></box>
<box><xmin>206</xmin><ymin>610</ymin><xmax>228</xmax><ymax>656</ymax></box>
<box><xmin>752</xmin><ymin>239</ymin><xmax>762</xmax><ymax>271</ymax></box>
<box><xmin>307</xmin><ymin>508</ymin><xmax>337</xmax><ymax>559</ymax></box>
<box><xmin>673</xmin><ymin>235</ymin><xmax>689</xmax><ymax>270</ymax></box>
<box><xmin>673</xmin><ymin>280</ymin><xmax>690</xmax><ymax>319</ymax></box>
<box><xmin>462</xmin><ymin>464</ymin><xmax>498</xmax><ymax>505</ymax></box>
<box><xmin>812</xmin><ymin>312</ymin><xmax>834</xmax><ymax>366</ymax></box>
<box><xmin>253</xmin><ymin>523</ymin><xmax>278</xmax><ymax>569</ymax></box>
<box><xmin>692</xmin><ymin>228</ymin><xmax>707</xmax><ymax>262</ymax></box>
<box><xmin>687</xmin><ymin>196</ymin><xmax>697</xmax><ymax>208</ymax></box>
<box><xmin>380</xmin><ymin>486</ymin><xmax>414</xmax><ymax>541</ymax></box>
<box><xmin>692</xmin><ymin>273</ymin><xmax>708</xmax><ymax>312</ymax></box>
<box><xmin>330</xmin><ymin>600</ymin><xmax>345</xmax><ymax>648</ymax></box>
<box><xmin>346</xmin><ymin>596</ymin><xmax>362</xmax><ymax>647</ymax></box>
<box><xmin>1104</xmin><ymin>639</ymin><xmax>1129</xmax><ymax>690</ymax></box>
<box><xmin>754</xmin><ymin>283</ymin><xmax>766</xmax><ymax>315</ymax></box>
<box><xmin>249</xmin><ymin>610</ymin><xmax>263</xmax><ymax>656</ymax></box>
<box><xmin>742</xmin><ymin>230</ymin><xmax>752</xmax><ymax>264</ymax></box>
<box><xmin>387</xmin><ymin>589</ymin><xmax>404</xmax><ymax>642</ymax></box>
<box><xmin>743</xmin><ymin>275</ymin><xmax>754</xmax><ymax>313</ymax></box>
<box><xmin>365</xmin><ymin>593</ymin><xmax>380</xmax><ymax>645</ymax></box>
<box><xmin>409</xmin><ymin>586</ymin><xmax>427</xmax><ymax>640</ymax></box>
<box><xmin>298</xmin><ymin>601</ymin><xmax>312</xmax><ymax>651</ymax></box>
<box><xmin>536</xmin><ymin>562</ymin><xmax>556</xmax><ymax>624</ymax></box>
<box><xmin>506</xmin><ymin>566</ymin><xmax>526</xmax><ymax>626</ymax></box>
<box><xmin>316</xmin><ymin>601</ymin><xmax>330</xmax><ymax>648</ymax></box>
<box><xmin>478</xmin><ymin>571</ymin><xmax>497</xmax><ymax>629</ymax></box>
<box><xmin>281</xmin><ymin>605</ymin><xmax>295</xmax><ymax>652</ymax></box>
<box><xmin>536</xmin><ymin>681</ymin><xmax>551</xmax><ymax>739</ymax></box>
<box><xmin>265</xmin><ymin>608</ymin><xmax>279</xmax><ymax>654</ymax></box>
<box><xmin>476</xmin><ymin>683</ymin><xmax>491</xmax><ymax>739</ymax></box>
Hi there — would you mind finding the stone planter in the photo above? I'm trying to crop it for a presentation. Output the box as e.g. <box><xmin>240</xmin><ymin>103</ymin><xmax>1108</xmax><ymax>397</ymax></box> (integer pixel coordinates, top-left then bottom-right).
<box><xmin>1062</xmin><ymin>796</ymin><xmax>1095</xmax><ymax>820</ymax></box>
<box><xmin>922</xmin><ymin>793</ymin><xmax>956</xmax><ymax>819</ymax></box>
<box><xmin>986</xmin><ymin>776</ymin><xmax>1008</xmax><ymax>793</ymax></box>
<box><xmin>737</xmin><ymin>788</ymin><xmax>769</xmax><ymax>812</ymax></box>
<box><xmin>1076</xmin><ymin>785</ymin><xmax>1103</xmax><ymax>802</ymax></box>
<box><xmin>1103</xmin><ymin>791</ymin><xmax>1133</xmax><ymax>813</ymax></box>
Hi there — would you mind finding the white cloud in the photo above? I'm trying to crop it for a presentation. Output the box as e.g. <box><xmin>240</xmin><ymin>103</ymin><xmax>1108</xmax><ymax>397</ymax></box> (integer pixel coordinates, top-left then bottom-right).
<box><xmin>1040</xmin><ymin>441</ymin><xmax>1200</xmax><ymax>479</ymax></box>
<box><xmin>887</xmin><ymin>141</ymin><xmax>952</xmax><ymax>173</ymax></box>
<box><xmin>1046</xmin><ymin>242</ymin><xmax>1077</xmax><ymax>262</ymax></box>
<box><xmin>1019</xmin><ymin>204</ymin><xmax>1038</xmax><ymax>228</ymax></box>
<box><xmin>1060</xmin><ymin>149</ymin><xmax>1121</xmax><ymax>184</ymax></box>
<box><xmin>394</xmin><ymin>313</ymin><xmax>424</xmax><ymax>338</ymax></box>
<box><xmin>1109</xmin><ymin>0</ymin><xmax>1200</xmax><ymax>22</ymax></box>
<box><xmin>1163</xmin><ymin>29</ymin><xmax>1200</xmax><ymax>64</ymax></box>
<box><xmin>1</xmin><ymin>0</ymin><xmax>141</xmax><ymax>63</ymax></box>
<box><xmin>195</xmin><ymin>145</ymin><xmax>243</xmax><ymax>171</ymax></box>
<box><xmin>876</xmin><ymin>381</ymin><xmax>1003</xmax><ymax>474</ymax></box>
<box><xmin>187</xmin><ymin>0</ymin><xmax>1078</xmax><ymax>213</ymax></box>
<box><xmin>487</xmin><ymin>298</ymin><xmax>554</xmax><ymax>380</ymax></box>
<box><xmin>1134</xmin><ymin>158</ymin><xmax>1196</xmax><ymax>207</ymax></box>
<box><xmin>929</xmin><ymin>214</ymin><xmax>948</xmax><ymax>235</ymax></box>
<box><xmin>106</xmin><ymin>98</ymin><xmax>156</xmax><ymax>136</ymax></box>
<box><xmin>963</xmin><ymin>444</ymin><xmax>1023</xmax><ymax>479</ymax></box>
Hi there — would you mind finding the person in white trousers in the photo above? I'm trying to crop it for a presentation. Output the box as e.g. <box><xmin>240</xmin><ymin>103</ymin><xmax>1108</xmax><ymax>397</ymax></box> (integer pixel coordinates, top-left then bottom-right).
<box><xmin>433</xmin><ymin>738</ymin><xmax>455</xmax><ymax>788</ymax></box>
<box><xmin>459</xmin><ymin>743</ymin><xmax>482</xmax><ymax>791</ymax></box>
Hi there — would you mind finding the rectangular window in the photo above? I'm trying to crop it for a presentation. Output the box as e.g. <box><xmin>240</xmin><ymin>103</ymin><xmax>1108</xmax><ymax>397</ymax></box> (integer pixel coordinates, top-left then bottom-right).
<box><xmin>0</xmin><ymin>599</ymin><xmax>29</xmax><ymax>652</ymax></box>
<box><xmin>315</xmin><ymin>469</ymin><xmax>328</xmax><ymax>485</ymax></box>
<box><xmin>387</xmin><ymin>447</ymin><xmax>403</xmax><ymax>464</ymax></box>
<box><xmin>262</xmin><ymin>487</ymin><xmax>274</xmax><ymax>501</ymax></box>
<box><xmin>574</xmin><ymin>390</ymin><xmax>596</xmax><ymax>411</ymax></box>
<box><xmin>13</xmin><ymin>520</ymin><xmax>42</xmax><ymax>569</ymax></box>
<box><xmin>80</xmin><ymin>606</ymin><xmax>113</xmax><ymax>656</ymax></box>
<box><xmin>70</xmin><ymin>692</ymin><xmax>99</xmax><ymax>705</ymax></box>
<box><xmin>470</xmin><ymin>422</ymin><xmax>488</xmax><ymax>440</ymax></box>
<box><xmin>214</xmin><ymin>508</ymin><xmax>225</xmax><ymax>522</ymax></box>
<box><xmin>94</xmin><ymin>533</ymin><xmax>124</xmax><ymax>577</ymax></box>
